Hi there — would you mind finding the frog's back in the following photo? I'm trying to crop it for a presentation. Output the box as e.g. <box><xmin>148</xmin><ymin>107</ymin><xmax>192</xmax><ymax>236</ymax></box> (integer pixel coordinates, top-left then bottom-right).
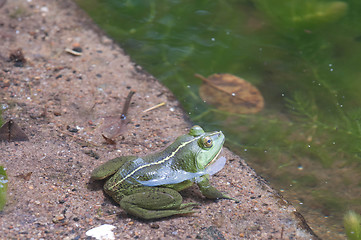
<box><xmin>105</xmin><ymin>134</ymin><xmax>198</xmax><ymax>192</ymax></box>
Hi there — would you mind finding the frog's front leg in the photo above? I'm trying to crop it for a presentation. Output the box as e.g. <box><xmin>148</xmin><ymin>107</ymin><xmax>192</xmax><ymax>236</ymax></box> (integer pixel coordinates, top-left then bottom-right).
<box><xmin>118</xmin><ymin>187</ymin><xmax>197</xmax><ymax>220</ymax></box>
<box><xmin>197</xmin><ymin>174</ymin><xmax>239</xmax><ymax>202</ymax></box>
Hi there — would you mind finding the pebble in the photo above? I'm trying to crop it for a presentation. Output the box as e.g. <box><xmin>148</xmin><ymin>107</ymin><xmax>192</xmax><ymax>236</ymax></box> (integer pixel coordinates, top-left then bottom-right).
<box><xmin>52</xmin><ymin>214</ymin><xmax>65</xmax><ymax>223</ymax></box>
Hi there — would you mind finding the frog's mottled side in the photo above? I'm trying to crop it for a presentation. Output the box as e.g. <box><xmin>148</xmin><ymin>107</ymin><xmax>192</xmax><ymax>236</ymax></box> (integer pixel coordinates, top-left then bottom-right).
<box><xmin>91</xmin><ymin>125</ymin><xmax>236</xmax><ymax>220</ymax></box>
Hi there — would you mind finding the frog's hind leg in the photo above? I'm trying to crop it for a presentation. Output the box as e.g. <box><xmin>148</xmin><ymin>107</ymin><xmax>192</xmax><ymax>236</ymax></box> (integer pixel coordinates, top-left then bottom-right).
<box><xmin>119</xmin><ymin>187</ymin><xmax>197</xmax><ymax>220</ymax></box>
<box><xmin>91</xmin><ymin>156</ymin><xmax>138</xmax><ymax>180</ymax></box>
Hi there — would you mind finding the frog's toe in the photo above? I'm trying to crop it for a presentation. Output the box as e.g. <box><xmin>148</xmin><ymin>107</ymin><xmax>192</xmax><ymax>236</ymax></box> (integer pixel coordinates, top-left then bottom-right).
<box><xmin>126</xmin><ymin>208</ymin><xmax>196</xmax><ymax>220</ymax></box>
<box><xmin>177</xmin><ymin>208</ymin><xmax>197</xmax><ymax>216</ymax></box>
<box><xmin>179</xmin><ymin>202</ymin><xmax>200</xmax><ymax>209</ymax></box>
<box><xmin>223</xmin><ymin>195</ymin><xmax>240</xmax><ymax>203</ymax></box>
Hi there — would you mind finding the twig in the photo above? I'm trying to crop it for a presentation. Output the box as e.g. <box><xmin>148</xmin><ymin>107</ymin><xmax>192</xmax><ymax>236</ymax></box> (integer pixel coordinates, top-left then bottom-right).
<box><xmin>142</xmin><ymin>102</ymin><xmax>165</xmax><ymax>113</ymax></box>
<box><xmin>65</xmin><ymin>48</ymin><xmax>82</xmax><ymax>56</ymax></box>
<box><xmin>121</xmin><ymin>90</ymin><xmax>136</xmax><ymax>119</ymax></box>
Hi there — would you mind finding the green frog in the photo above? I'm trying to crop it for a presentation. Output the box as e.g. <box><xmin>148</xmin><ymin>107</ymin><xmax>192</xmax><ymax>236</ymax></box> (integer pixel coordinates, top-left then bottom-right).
<box><xmin>91</xmin><ymin>125</ymin><xmax>236</xmax><ymax>219</ymax></box>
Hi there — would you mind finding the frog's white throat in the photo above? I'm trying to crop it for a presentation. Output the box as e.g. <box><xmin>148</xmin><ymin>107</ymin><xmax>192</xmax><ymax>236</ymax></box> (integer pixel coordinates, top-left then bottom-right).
<box><xmin>205</xmin><ymin>147</ymin><xmax>222</xmax><ymax>168</ymax></box>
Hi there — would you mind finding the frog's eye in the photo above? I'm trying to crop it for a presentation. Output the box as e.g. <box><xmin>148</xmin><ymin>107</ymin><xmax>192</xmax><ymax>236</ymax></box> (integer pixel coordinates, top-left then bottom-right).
<box><xmin>200</xmin><ymin>136</ymin><xmax>213</xmax><ymax>148</ymax></box>
<box><xmin>189</xmin><ymin>125</ymin><xmax>205</xmax><ymax>137</ymax></box>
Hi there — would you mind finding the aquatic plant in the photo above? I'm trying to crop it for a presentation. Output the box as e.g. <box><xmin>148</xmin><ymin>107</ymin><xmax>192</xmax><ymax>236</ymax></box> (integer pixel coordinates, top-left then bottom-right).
<box><xmin>0</xmin><ymin>166</ymin><xmax>8</xmax><ymax>211</ymax></box>
<box><xmin>253</xmin><ymin>0</ymin><xmax>348</xmax><ymax>31</ymax></box>
<box><xmin>344</xmin><ymin>211</ymin><xmax>361</xmax><ymax>240</ymax></box>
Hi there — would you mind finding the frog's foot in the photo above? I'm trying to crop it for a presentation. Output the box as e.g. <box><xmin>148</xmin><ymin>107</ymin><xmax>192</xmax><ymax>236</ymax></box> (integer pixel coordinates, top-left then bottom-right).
<box><xmin>216</xmin><ymin>192</ymin><xmax>240</xmax><ymax>203</ymax></box>
<box><xmin>122</xmin><ymin>204</ymin><xmax>196</xmax><ymax>220</ymax></box>
<box><xmin>179</xmin><ymin>202</ymin><xmax>200</xmax><ymax>209</ymax></box>
<box><xmin>222</xmin><ymin>195</ymin><xmax>240</xmax><ymax>203</ymax></box>
<box><xmin>119</xmin><ymin>188</ymin><xmax>197</xmax><ymax>220</ymax></box>
<box><xmin>177</xmin><ymin>204</ymin><xmax>199</xmax><ymax>215</ymax></box>
<box><xmin>197</xmin><ymin>175</ymin><xmax>239</xmax><ymax>202</ymax></box>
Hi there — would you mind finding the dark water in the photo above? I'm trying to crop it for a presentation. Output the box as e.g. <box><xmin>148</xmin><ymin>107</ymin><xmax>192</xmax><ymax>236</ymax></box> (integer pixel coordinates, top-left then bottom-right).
<box><xmin>76</xmin><ymin>0</ymin><xmax>361</xmax><ymax>238</ymax></box>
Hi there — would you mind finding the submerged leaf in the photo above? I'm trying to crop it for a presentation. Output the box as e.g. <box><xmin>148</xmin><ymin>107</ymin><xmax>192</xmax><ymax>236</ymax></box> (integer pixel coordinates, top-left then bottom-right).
<box><xmin>0</xmin><ymin>166</ymin><xmax>8</xmax><ymax>211</ymax></box>
<box><xmin>196</xmin><ymin>73</ymin><xmax>264</xmax><ymax>114</ymax></box>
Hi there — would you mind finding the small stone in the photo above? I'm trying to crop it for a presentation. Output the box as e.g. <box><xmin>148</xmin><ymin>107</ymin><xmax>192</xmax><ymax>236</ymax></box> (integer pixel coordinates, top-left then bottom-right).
<box><xmin>1</xmin><ymin>79</ymin><xmax>10</xmax><ymax>88</ymax></box>
<box><xmin>132</xmin><ymin>148</ymin><xmax>141</xmax><ymax>154</ymax></box>
<box><xmin>67</xmin><ymin>126</ymin><xmax>78</xmax><ymax>133</ymax></box>
<box><xmin>72</xmin><ymin>42</ymin><xmax>81</xmax><ymax>48</ymax></box>
<box><xmin>86</xmin><ymin>224</ymin><xmax>116</xmax><ymax>240</ymax></box>
<box><xmin>84</xmin><ymin>150</ymin><xmax>99</xmax><ymax>159</ymax></box>
<box><xmin>149</xmin><ymin>223</ymin><xmax>159</xmax><ymax>229</ymax></box>
<box><xmin>71</xmin><ymin>47</ymin><xmax>83</xmax><ymax>53</ymax></box>
<box><xmin>52</xmin><ymin>214</ymin><xmax>65</xmax><ymax>223</ymax></box>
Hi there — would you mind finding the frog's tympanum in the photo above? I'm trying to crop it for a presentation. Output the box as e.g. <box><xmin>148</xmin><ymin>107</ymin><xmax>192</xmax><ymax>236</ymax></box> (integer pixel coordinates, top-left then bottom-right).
<box><xmin>91</xmin><ymin>125</ymin><xmax>236</xmax><ymax>219</ymax></box>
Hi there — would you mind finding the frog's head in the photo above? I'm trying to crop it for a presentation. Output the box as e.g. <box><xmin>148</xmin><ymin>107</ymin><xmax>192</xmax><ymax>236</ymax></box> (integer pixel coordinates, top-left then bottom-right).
<box><xmin>189</xmin><ymin>125</ymin><xmax>225</xmax><ymax>170</ymax></box>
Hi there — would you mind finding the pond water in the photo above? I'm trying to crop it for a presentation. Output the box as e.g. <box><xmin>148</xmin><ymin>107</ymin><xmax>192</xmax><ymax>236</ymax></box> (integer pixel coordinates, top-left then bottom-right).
<box><xmin>75</xmin><ymin>0</ymin><xmax>361</xmax><ymax>239</ymax></box>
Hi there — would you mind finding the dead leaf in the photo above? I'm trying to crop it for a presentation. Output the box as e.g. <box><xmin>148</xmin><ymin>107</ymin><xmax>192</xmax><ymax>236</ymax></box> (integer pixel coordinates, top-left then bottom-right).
<box><xmin>0</xmin><ymin>120</ymin><xmax>29</xmax><ymax>141</ymax></box>
<box><xmin>101</xmin><ymin>90</ymin><xmax>135</xmax><ymax>141</ymax></box>
<box><xmin>196</xmin><ymin>73</ymin><xmax>264</xmax><ymax>114</ymax></box>
<box><xmin>16</xmin><ymin>172</ymin><xmax>33</xmax><ymax>181</ymax></box>
<box><xmin>9</xmin><ymin>48</ymin><xmax>26</xmax><ymax>67</ymax></box>
<box><xmin>102</xmin><ymin>134</ymin><xmax>116</xmax><ymax>145</ymax></box>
